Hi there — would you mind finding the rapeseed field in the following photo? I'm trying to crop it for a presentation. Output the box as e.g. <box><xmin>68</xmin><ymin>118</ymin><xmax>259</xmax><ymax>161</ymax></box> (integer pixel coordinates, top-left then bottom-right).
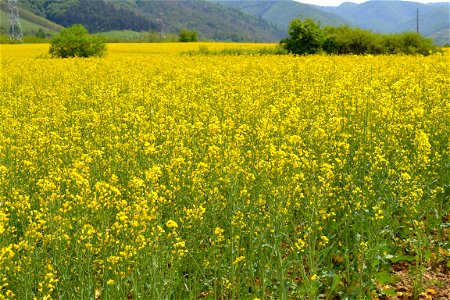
<box><xmin>0</xmin><ymin>43</ymin><xmax>449</xmax><ymax>299</ymax></box>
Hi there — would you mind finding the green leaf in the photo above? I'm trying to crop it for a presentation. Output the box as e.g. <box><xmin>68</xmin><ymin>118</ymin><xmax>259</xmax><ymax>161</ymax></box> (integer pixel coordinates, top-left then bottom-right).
<box><xmin>327</xmin><ymin>274</ymin><xmax>341</xmax><ymax>300</ymax></box>
<box><xmin>374</xmin><ymin>272</ymin><xmax>396</xmax><ymax>285</ymax></box>
<box><xmin>389</xmin><ymin>254</ymin><xmax>415</xmax><ymax>263</ymax></box>
<box><xmin>383</xmin><ymin>287</ymin><xmax>397</xmax><ymax>297</ymax></box>
<box><xmin>371</xmin><ymin>258</ymin><xmax>380</xmax><ymax>269</ymax></box>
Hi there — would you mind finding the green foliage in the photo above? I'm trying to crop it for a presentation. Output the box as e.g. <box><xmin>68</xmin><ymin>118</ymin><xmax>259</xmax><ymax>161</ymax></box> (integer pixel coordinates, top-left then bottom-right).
<box><xmin>0</xmin><ymin>8</ymin><xmax>61</xmax><ymax>36</ymax></box>
<box><xmin>49</xmin><ymin>0</ymin><xmax>152</xmax><ymax>33</ymax></box>
<box><xmin>324</xmin><ymin>26</ymin><xmax>439</xmax><ymax>55</ymax></box>
<box><xmin>280</xmin><ymin>18</ymin><xmax>439</xmax><ymax>56</ymax></box>
<box><xmin>35</xmin><ymin>28</ymin><xmax>46</xmax><ymax>39</ymax></box>
<box><xmin>49</xmin><ymin>24</ymin><xmax>106</xmax><ymax>58</ymax></box>
<box><xmin>14</xmin><ymin>0</ymin><xmax>284</xmax><ymax>42</ymax></box>
<box><xmin>393</xmin><ymin>32</ymin><xmax>439</xmax><ymax>55</ymax></box>
<box><xmin>323</xmin><ymin>26</ymin><xmax>384</xmax><ymax>55</ymax></box>
<box><xmin>280</xmin><ymin>18</ymin><xmax>325</xmax><ymax>54</ymax></box>
<box><xmin>179</xmin><ymin>29</ymin><xmax>198</xmax><ymax>42</ymax></box>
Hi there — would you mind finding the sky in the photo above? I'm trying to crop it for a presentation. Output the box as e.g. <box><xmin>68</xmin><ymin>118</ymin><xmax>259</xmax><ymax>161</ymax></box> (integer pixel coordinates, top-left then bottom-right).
<box><xmin>296</xmin><ymin>0</ymin><xmax>449</xmax><ymax>6</ymax></box>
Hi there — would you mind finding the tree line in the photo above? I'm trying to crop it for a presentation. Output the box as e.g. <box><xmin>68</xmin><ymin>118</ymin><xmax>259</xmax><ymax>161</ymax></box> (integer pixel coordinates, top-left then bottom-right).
<box><xmin>281</xmin><ymin>18</ymin><xmax>439</xmax><ymax>56</ymax></box>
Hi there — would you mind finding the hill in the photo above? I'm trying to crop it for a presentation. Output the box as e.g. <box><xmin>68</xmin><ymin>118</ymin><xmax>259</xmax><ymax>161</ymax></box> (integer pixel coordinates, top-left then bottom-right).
<box><xmin>0</xmin><ymin>0</ymin><xmax>62</xmax><ymax>36</ymax></box>
<box><xmin>3</xmin><ymin>0</ymin><xmax>448</xmax><ymax>44</ymax></box>
<box><xmin>214</xmin><ymin>0</ymin><xmax>449</xmax><ymax>45</ymax></box>
<box><xmin>14</xmin><ymin>0</ymin><xmax>285</xmax><ymax>42</ymax></box>
<box><xmin>215</xmin><ymin>0</ymin><xmax>350</xmax><ymax>29</ymax></box>
<box><xmin>122</xmin><ymin>0</ymin><xmax>285</xmax><ymax>41</ymax></box>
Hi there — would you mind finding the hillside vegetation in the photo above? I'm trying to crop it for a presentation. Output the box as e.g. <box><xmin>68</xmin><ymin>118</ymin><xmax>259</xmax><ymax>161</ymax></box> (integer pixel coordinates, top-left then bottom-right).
<box><xmin>2</xmin><ymin>0</ymin><xmax>447</xmax><ymax>44</ymax></box>
<box><xmin>0</xmin><ymin>0</ymin><xmax>61</xmax><ymax>36</ymax></box>
<box><xmin>216</xmin><ymin>0</ymin><xmax>349</xmax><ymax>29</ymax></box>
<box><xmin>14</xmin><ymin>0</ymin><xmax>284</xmax><ymax>42</ymax></box>
<box><xmin>216</xmin><ymin>0</ymin><xmax>449</xmax><ymax>46</ymax></box>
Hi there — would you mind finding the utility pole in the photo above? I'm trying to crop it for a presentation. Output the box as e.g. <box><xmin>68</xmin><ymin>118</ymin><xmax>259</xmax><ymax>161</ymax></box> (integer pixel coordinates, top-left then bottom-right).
<box><xmin>8</xmin><ymin>0</ymin><xmax>24</xmax><ymax>43</ymax></box>
<box><xmin>157</xmin><ymin>12</ymin><xmax>163</xmax><ymax>42</ymax></box>
<box><xmin>416</xmin><ymin>8</ymin><xmax>419</xmax><ymax>34</ymax></box>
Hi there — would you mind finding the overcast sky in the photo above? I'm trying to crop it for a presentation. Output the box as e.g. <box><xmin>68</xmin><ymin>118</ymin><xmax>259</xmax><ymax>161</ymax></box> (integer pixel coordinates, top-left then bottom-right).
<box><xmin>296</xmin><ymin>0</ymin><xmax>449</xmax><ymax>6</ymax></box>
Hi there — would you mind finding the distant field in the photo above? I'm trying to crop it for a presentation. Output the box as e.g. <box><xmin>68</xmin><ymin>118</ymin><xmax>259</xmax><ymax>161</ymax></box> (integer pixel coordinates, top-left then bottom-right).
<box><xmin>0</xmin><ymin>42</ymin><xmax>277</xmax><ymax>57</ymax></box>
<box><xmin>98</xmin><ymin>30</ymin><xmax>179</xmax><ymax>43</ymax></box>
<box><xmin>0</xmin><ymin>43</ymin><xmax>449</xmax><ymax>299</ymax></box>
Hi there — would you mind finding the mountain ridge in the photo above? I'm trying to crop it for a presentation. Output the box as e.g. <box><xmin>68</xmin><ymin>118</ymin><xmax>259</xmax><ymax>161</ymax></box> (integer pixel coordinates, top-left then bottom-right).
<box><xmin>1</xmin><ymin>0</ymin><xmax>448</xmax><ymax>45</ymax></box>
<box><xmin>318</xmin><ymin>0</ymin><xmax>449</xmax><ymax>44</ymax></box>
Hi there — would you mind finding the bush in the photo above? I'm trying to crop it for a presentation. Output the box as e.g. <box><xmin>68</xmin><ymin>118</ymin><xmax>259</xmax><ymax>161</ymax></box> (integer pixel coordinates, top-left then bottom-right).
<box><xmin>324</xmin><ymin>26</ymin><xmax>383</xmax><ymax>55</ymax></box>
<box><xmin>280</xmin><ymin>18</ymin><xmax>439</xmax><ymax>56</ymax></box>
<box><xmin>393</xmin><ymin>32</ymin><xmax>438</xmax><ymax>55</ymax></box>
<box><xmin>35</xmin><ymin>28</ymin><xmax>46</xmax><ymax>39</ymax></box>
<box><xmin>281</xmin><ymin>18</ymin><xmax>324</xmax><ymax>54</ymax></box>
<box><xmin>49</xmin><ymin>24</ymin><xmax>107</xmax><ymax>58</ymax></box>
<box><xmin>179</xmin><ymin>29</ymin><xmax>198</xmax><ymax>42</ymax></box>
<box><xmin>323</xmin><ymin>26</ymin><xmax>438</xmax><ymax>55</ymax></box>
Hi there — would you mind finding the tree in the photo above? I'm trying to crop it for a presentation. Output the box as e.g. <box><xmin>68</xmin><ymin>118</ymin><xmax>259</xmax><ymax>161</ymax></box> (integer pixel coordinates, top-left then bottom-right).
<box><xmin>323</xmin><ymin>26</ymin><xmax>438</xmax><ymax>55</ymax></box>
<box><xmin>49</xmin><ymin>24</ymin><xmax>107</xmax><ymax>58</ymax></box>
<box><xmin>179</xmin><ymin>29</ymin><xmax>198</xmax><ymax>42</ymax></box>
<box><xmin>35</xmin><ymin>28</ymin><xmax>46</xmax><ymax>39</ymax></box>
<box><xmin>281</xmin><ymin>18</ymin><xmax>324</xmax><ymax>54</ymax></box>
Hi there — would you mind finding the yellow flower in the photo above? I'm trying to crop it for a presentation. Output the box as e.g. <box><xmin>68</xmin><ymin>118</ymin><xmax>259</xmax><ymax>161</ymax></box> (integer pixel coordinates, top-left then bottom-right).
<box><xmin>233</xmin><ymin>255</ymin><xmax>246</xmax><ymax>265</ymax></box>
<box><xmin>294</xmin><ymin>238</ymin><xmax>306</xmax><ymax>251</ymax></box>
<box><xmin>166</xmin><ymin>220</ymin><xmax>178</xmax><ymax>229</ymax></box>
<box><xmin>319</xmin><ymin>235</ymin><xmax>329</xmax><ymax>247</ymax></box>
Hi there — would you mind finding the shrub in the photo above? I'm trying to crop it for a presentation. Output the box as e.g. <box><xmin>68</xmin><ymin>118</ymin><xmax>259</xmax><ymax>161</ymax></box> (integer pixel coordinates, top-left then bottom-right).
<box><xmin>35</xmin><ymin>28</ymin><xmax>46</xmax><ymax>39</ymax></box>
<box><xmin>323</xmin><ymin>26</ymin><xmax>438</xmax><ymax>55</ymax></box>
<box><xmin>179</xmin><ymin>29</ymin><xmax>198</xmax><ymax>42</ymax></box>
<box><xmin>394</xmin><ymin>32</ymin><xmax>438</xmax><ymax>55</ymax></box>
<box><xmin>49</xmin><ymin>24</ymin><xmax>107</xmax><ymax>58</ymax></box>
<box><xmin>324</xmin><ymin>26</ymin><xmax>383</xmax><ymax>55</ymax></box>
<box><xmin>281</xmin><ymin>18</ymin><xmax>439</xmax><ymax>56</ymax></box>
<box><xmin>280</xmin><ymin>18</ymin><xmax>324</xmax><ymax>54</ymax></box>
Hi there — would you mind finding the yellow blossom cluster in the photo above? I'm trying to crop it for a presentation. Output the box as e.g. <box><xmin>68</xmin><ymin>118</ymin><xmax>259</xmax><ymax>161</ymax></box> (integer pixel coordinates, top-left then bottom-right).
<box><xmin>0</xmin><ymin>43</ymin><xmax>448</xmax><ymax>298</ymax></box>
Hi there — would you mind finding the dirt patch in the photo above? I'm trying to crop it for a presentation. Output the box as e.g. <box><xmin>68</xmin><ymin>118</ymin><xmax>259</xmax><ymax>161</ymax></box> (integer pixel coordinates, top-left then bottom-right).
<box><xmin>388</xmin><ymin>260</ymin><xmax>449</xmax><ymax>300</ymax></box>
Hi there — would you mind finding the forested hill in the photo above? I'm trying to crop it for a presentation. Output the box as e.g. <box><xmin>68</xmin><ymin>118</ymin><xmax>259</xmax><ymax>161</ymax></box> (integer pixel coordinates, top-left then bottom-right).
<box><xmin>215</xmin><ymin>0</ymin><xmax>350</xmax><ymax>29</ymax></box>
<box><xmin>15</xmin><ymin>0</ymin><xmax>285</xmax><ymax>42</ymax></box>
<box><xmin>14</xmin><ymin>0</ymin><xmax>156</xmax><ymax>33</ymax></box>
<box><xmin>215</xmin><ymin>0</ymin><xmax>449</xmax><ymax>45</ymax></box>
<box><xmin>6</xmin><ymin>0</ymin><xmax>449</xmax><ymax>44</ymax></box>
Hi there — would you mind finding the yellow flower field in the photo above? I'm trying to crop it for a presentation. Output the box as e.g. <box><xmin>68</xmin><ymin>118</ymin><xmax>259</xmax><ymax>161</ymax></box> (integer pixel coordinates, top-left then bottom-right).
<box><xmin>0</xmin><ymin>43</ymin><xmax>449</xmax><ymax>299</ymax></box>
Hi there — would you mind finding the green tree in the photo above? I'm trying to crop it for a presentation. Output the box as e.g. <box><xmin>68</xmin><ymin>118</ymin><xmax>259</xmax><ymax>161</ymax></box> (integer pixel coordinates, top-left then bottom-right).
<box><xmin>323</xmin><ymin>26</ymin><xmax>382</xmax><ymax>55</ymax></box>
<box><xmin>323</xmin><ymin>25</ymin><xmax>438</xmax><ymax>55</ymax></box>
<box><xmin>179</xmin><ymin>29</ymin><xmax>199</xmax><ymax>42</ymax></box>
<box><xmin>35</xmin><ymin>28</ymin><xmax>46</xmax><ymax>39</ymax></box>
<box><xmin>281</xmin><ymin>18</ymin><xmax>324</xmax><ymax>54</ymax></box>
<box><xmin>49</xmin><ymin>24</ymin><xmax>107</xmax><ymax>58</ymax></box>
